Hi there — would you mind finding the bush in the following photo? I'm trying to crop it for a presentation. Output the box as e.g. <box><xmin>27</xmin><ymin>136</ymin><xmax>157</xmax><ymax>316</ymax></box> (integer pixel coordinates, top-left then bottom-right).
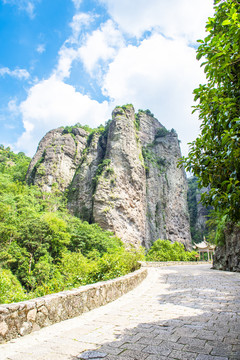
<box><xmin>155</xmin><ymin>127</ymin><xmax>170</xmax><ymax>139</ymax></box>
<box><xmin>0</xmin><ymin>268</ymin><xmax>29</xmax><ymax>304</ymax></box>
<box><xmin>83</xmin><ymin>246</ymin><xmax>144</xmax><ymax>283</ymax></box>
<box><xmin>58</xmin><ymin>251</ymin><xmax>97</xmax><ymax>288</ymax></box>
<box><xmin>146</xmin><ymin>239</ymin><xmax>197</xmax><ymax>261</ymax></box>
<box><xmin>66</xmin><ymin>216</ymin><xmax>123</xmax><ymax>256</ymax></box>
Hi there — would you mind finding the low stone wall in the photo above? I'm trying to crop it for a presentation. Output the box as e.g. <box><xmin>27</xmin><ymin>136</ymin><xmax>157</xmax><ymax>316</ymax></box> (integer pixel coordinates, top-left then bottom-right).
<box><xmin>0</xmin><ymin>268</ymin><xmax>147</xmax><ymax>343</ymax></box>
<box><xmin>140</xmin><ymin>261</ymin><xmax>212</xmax><ymax>267</ymax></box>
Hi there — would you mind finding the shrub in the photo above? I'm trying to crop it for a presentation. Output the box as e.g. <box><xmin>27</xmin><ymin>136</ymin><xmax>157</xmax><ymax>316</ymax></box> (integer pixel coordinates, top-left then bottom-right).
<box><xmin>0</xmin><ymin>268</ymin><xmax>29</xmax><ymax>304</ymax></box>
<box><xmin>155</xmin><ymin>127</ymin><xmax>170</xmax><ymax>139</ymax></box>
<box><xmin>66</xmin><ymin>216</ymin><xmax>123</xmax><ymax>256</ymax></box>
<box><xmin>58</xmin><ymin>251</ymin><xmax>97</xmax><ymax>288</ymax></box>
<box><xmin>146</xmin><ymin>239</ymin><xmax>197</xmax><ymax>261</ymax></box>
<box><xmin>85</xmin><ymin>246</ymin><xmax>145</xmax><ymax>283</ymax></box>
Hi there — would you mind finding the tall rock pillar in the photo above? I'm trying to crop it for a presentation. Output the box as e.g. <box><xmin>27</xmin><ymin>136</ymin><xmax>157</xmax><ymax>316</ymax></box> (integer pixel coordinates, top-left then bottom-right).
<box><xmin>93</xmin><ymin>105</ymin><xmax>147</xmax><ymax>247</ymax></box>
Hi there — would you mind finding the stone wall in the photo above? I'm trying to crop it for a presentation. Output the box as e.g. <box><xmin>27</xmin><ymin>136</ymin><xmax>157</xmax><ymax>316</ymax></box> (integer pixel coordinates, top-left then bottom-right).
<box><xmin>140</xmin><ymin>261</ymin><xmax>212</xmax><ymax>267</ymax></box>
<box><xmin>0</xmin><ymin>268</ymin><xmax>147</xmax><ymax>344</ymax></box>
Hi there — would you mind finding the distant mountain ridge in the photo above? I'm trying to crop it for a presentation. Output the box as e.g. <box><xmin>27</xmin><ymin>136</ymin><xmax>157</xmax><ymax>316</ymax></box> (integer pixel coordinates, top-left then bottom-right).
<box><xmin>26</xmin><ymin>104</ymin><xmax>191</xmax><ymax>249</ymax></box>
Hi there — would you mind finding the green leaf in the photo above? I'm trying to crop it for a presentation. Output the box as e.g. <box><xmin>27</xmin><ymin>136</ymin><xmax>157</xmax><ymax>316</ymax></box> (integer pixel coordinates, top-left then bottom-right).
<box><xmin>222</xmin><ymin>19</ymin><xmax>231</xmax><ymax>25</ymax></box>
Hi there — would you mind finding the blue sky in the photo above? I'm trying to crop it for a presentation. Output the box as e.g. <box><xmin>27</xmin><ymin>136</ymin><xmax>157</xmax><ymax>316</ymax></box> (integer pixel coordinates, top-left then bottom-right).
<box><xmin>0</xmin><ymin>0</ymin><xmax>214</xmax><ymax>156</ymax></box>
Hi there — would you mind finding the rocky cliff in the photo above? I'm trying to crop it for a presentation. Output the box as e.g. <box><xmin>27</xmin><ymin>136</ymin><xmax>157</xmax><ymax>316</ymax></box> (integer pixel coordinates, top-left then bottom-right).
<box><xmin>27</xmin><ymin>105</ymin><xmax>191</xmax><ymax>249</ymax></box>
<box><xmin>187</xmin><ymin>177</ymin><xmax>211</xmax><ymax>243</ymax></box>
<box><xmin>213</xmin><ymin>223</ymin><xmax>240</xmax><ymax>272</ymax></box>
<box><xmin>26</xmin><ymin>126</ymin><xmax>88</xmax><ymax>192</ymax></box>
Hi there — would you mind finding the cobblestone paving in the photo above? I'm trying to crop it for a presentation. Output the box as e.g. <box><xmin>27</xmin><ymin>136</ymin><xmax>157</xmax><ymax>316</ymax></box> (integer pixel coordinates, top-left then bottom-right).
<box><xmin>1</xmin><ymin>264</ymin><xmax>239</xmax><ymax>360</ymax></box>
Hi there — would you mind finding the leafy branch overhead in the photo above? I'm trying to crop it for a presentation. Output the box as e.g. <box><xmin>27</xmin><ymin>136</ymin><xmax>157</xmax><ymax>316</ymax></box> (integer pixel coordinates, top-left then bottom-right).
<box><xmin>180</xmin><ymin>0</ymin><xmax>240</xmax><ymax>222</ymax></box>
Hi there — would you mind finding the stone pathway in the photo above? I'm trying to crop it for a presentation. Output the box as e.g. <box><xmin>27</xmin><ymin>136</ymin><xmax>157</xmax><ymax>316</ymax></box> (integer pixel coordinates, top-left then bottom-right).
<box><xmin>0</xmin><ymin>264</ymin><xmax>239</xmax><ymax>360</ymax></box>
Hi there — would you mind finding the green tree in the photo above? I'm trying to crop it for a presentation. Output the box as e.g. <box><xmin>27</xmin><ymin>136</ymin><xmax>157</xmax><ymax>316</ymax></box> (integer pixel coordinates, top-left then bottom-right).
<box><xmin>146</xmin><ymin>239</ymin><xmax>197</xmax><ymax>261</ymax></box>
<box><xmin>66</xmin><ymin>215</ymin><xmax>123</xmax><ymax>256</ymax></box>
<box><xmin>180</xmin><ymin>0</ymin><xmax>240</xmax><ymax>221</ymax></box>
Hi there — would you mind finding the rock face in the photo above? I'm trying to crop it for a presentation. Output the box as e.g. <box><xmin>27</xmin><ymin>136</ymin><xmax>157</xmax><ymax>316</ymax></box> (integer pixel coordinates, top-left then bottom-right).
<box><xmin>138</xmin><ymin>112</ymin><xmax>190</xmax><ymax>248</ymax></box>
<box><xmin>27</xmin><ymin>105</ymin><xmax>191</xmax><ymax>249</ymax></box>
<box><xmin>195</xmin><ymin>190</ymin><xmax>210</xmax><ymax>233</ymax></box>
<box><xmin>93</xmin><ymin>106</ymin><xmax>147</xmax><ymax>247</ymax></box>
<box><xmin>68</xmin><ymin>131</ymin><xmax>105</xmax><ymax>223</ymax></box>
<box><xmin>26</xmin><ymin>127</ymin><xmax>88</xmax><ymax>192</ymax></box>
<box><xmin>213</xmin><ymin>224</ymin><xmax>240</xmax><ymax>272</ymax></box>
<box><xmin>187</xmin><ymin>177</ymin><xmax>211</xmax><ymax>243</ymax></box>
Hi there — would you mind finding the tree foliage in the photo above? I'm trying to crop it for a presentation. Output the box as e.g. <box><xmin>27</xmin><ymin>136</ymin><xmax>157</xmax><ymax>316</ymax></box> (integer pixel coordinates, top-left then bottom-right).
<box><xmin>146</xmin><ymin>239</ymin><xmax>197</xmax><ymax>262</ymax></box>
<box><xmin>180</xmin><ymin>0</ymin><xmax>240</xmax><ymax>221</ymax></box>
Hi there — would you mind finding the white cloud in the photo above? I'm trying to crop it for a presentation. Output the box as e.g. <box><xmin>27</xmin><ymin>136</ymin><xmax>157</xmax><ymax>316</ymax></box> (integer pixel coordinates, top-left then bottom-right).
<box><xmin>0</xmin><ymin>67</ymin><xmax>30</xmax><ymax>80</ymax></box>
<box><xmin>102</xmin><ymin>33</ymin><xmax>206</xmax><ymax>156</ymax></box>
<box><xmin>70</xmin><ymin>13</ymin><xmax>92</xmax><ymax>41</ymax></box>
<box><xmin>8</xmin><ymin>99</ymin><xmax>19</xmax><ymax>114</ymax></box>
<box><xmin>25</xmin><ymin>1</ymin><xmax>34</xmax><ymax>18</ymax></box>
<box><xmin>52</xmin><ymin>13</ymin><xmax>93</xmax><ymax>80</ymax></box>
<box><xmin>2</xmin><ymin>0</ymin><xmax>39</xmax><ymax>19</ymax></box>
<box><xmin>16</xmin><ymin>76</ymin><xmax>110</xmax><ymax>156</ymax></box>
<box><xmin>78</xmin><ymin>19</ymin><xmax>125</xmax><ymax>75</ymax></box>
<box><xmin>100</xmin><ymin>0</ymin><xmax>214</xmax><ymax>41</ymax></box>
<box><xmin>36</xmin><ymin>44</ymin><xmax>45</xmax><ymax>54</ymax></box>
<box><xmin>54</xmin><ymin>18</ymin><xmax>124</xmax><ymax>81</ymax></box>
<box><xmin>72</xmin><ymin>0</ymin><xmax>82</xmax><ymax>10</ymax></box>
<box><xmin>54</xmin><ymin>46</ymin><xmax>78</xmax><ymax>80</ymax></box>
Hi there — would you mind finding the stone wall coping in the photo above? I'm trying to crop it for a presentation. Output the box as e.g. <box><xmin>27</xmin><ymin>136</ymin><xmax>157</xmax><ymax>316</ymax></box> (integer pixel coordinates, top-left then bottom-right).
<box><xmin>0</xmin><ymin>268</ymin><xmax>147</xmax><ymax>343</ymax></box>
<box><xmin>140</xmin><ymin>261</ymin><xmax>212</xmax><ymax>267</ymax></box>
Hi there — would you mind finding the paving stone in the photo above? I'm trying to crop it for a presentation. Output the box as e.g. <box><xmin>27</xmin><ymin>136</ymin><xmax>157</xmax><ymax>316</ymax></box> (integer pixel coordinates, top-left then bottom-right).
<box><xmin>196</xmin><ymin>330</ymin><xmax>216</xmax><ymax>341</ymax></box>
<box><xmin>173</xmin><ymin>328</ymin><xmax>197</xmax><ymax>338</ymax></box>
<box><xmin>119</xmin><ymin>342</ymin><xmax>147</xmax><ymax>351</ymax></box>
<box><xmin>143</xmin><ymin>344</ymin><xmax>172</xmax><ymax>356</ymax></box>
<box><xmin>105</xmin><ymin>356</ymin><xmax>133</xmax><ymax>360</ymax></box>
<box><xmin>77</xmin><ymin>351</ymin><xmax>107</xmax><ymax>359</ymax></box>
<box><xmin>119</xmin><ymin>349</ymin><xmax>149</xmax><ymax>359</ymax></box>
<box><xmin>136</xmin><ymin>336</ymin><xmax>163</xmax><ymax>346</ymax></box>
<box><xmin>229</xmin><ymin>355</ymin><xmax>240</xmax><ymax>360</ymax></box>
<box><xmin>232</xmin><ymin>344</ymin><xmax>240</xmax><ymax>351</ymax></box>
<box><xmin>223</xmin><ymin>336</ymin><xmax>240</xmax><ymax>345</ymax></box>
<box><xmin>169</xmin><ymin>349</ymin><xmax>197</xmax><ymax>360</ymax></box>
<box><xmin>155</xmin><ymin>333</ymin><xmax>181</xmax><ymax>342</ymax></box>
<box><xmin>196</xmin><ymin>355</ymin><xmax>228</xmax><ymax>360</ymax></box>
<box><xmin>160</xmin><ymin>340</ymin><xmax>184</xmax><ymax>351</ymax></box>
<box><xmin>98</xmin><ymin>346</ymin><xmax>124</xmax><ymax>356</ymax></box>
<box><xmin>178</xmin><ymin>337</ymin><xmax>206</xmax><ymax>347</ymax></box>
<box><xmin>145</xmin><ymin>355</ymin><xmax>168</xmax><ymax>360</ymax></box>
<box><xmin>208</xmin><ymin>343</ymin><xmax>233</xmax><ymax>357</ymax></box>
<box><xmin>106</xmin><ymin>340</ymin><xmax>127</xmax><ymax>348</ymax></box>
<box><xmin>184</xmin><ymin>342</ymin><xmax>213</xmax><ymax>355</ymax></box>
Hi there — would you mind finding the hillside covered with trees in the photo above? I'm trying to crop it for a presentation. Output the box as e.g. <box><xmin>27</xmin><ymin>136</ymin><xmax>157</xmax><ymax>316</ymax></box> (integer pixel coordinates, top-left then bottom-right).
<box><xmin>0</xmin><ymin>145</ymin><xmax>144</xmax><ymax>303</ymax></box>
